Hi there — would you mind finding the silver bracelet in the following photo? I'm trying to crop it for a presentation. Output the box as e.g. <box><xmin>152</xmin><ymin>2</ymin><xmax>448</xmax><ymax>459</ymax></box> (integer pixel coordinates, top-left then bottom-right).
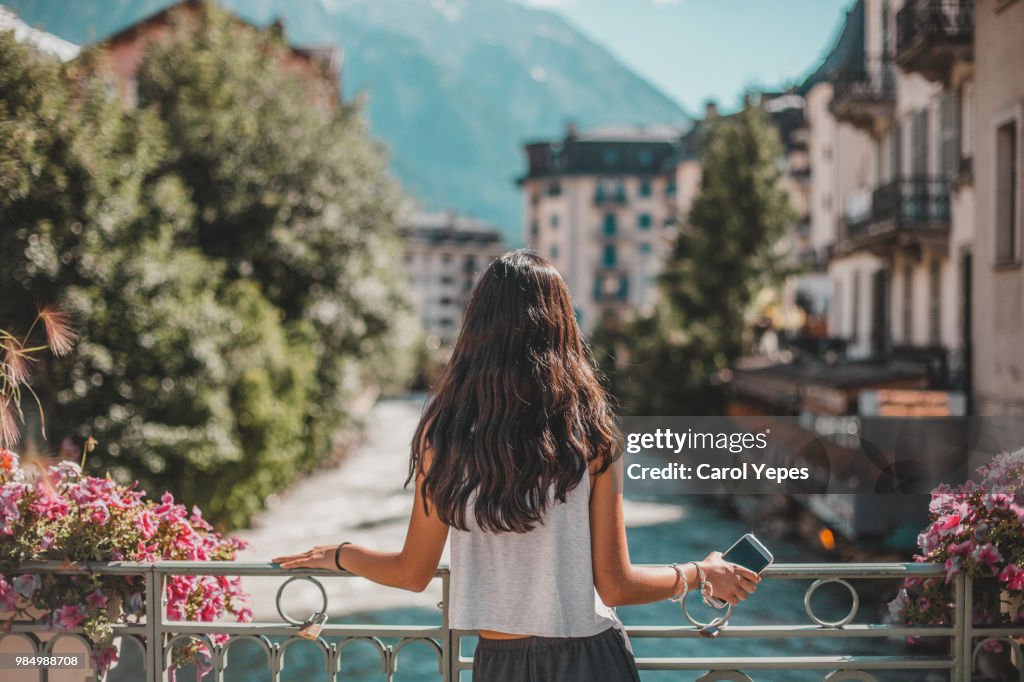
<box><xmin>668</xmin><ymin>563</ymin><xmax>688</xmax><ymax>602</ymax></box>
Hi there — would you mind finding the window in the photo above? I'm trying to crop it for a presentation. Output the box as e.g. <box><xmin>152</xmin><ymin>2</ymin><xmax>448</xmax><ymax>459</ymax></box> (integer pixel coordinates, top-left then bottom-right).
<box><xmin>529</xmin><ymin>220</ymin><xmax>539</xmax><ymax>241</ymax></box>
<box><xmin>602</xmin><ymin>148</ymin><xmax>620</xmax><ymax>166</ymax></box>
<box><xmin>637</xmin><ymin>213</ymin><xmax>652</xmax><ymax>230</ymax></box>
<box><xmin>602</xmin><ymin>213</ymin><xmax>617</xmax><ymax>236</ymax></box>
<box><xmin>929</xmin><ymin>259</ymin><xmax>942</xmax><ymax>344</ymax></box>
<box><xmin>442</xmin><ymin>253</ymin><xmax>452</xmax><ymax>264</ymax></box>
<box><xmin>546</xmin><ymin>181</ymin><xmax>561</xmax><ymax>197</ymax></box>
<box><xmin>602</xmin><ymin>245</ymin><xmax>617</xmax><ymax>268</ymax></box>
<box><xmin>852</xmin><ymin>270</ymin><xmax>861</xmax><ymax>344</ymax></box>
<box><xmin>902</xmin><ymin>264</ymin><xmax>914</xmax><ymax>343</ymax></box>
<box><xmin>638</xmin><ymin>242</ymin><xmax>652</xmax><ymax>254</ymax></box>
<box><xmin>940</xmin><ymin>91</ymin><xmax>958</xmax><ymax>180</ymax></box>
<box><xmin>550</xmin><ymin>214</ymin><xmax>559</xmax><ymax>228</ymax></box>
<box><xmin>912</xmin><ymin>109</ymin><xmax>929</xmax><ymax>177</ymax></box>
<box><xmin>593</xmin><ymin>276</ymin><xmax>603</xmax><ymax>302</ymax></box>
<box><xmin>618</xmin><ymin>276</ymin><xmax>629</xmax><ymax>300</ymax></box>
<box><xmin>666</xmin><ymin>182</ymin><xmax>677</xmax><ymax>197</ymax></box>
<box><xmin>550</xmin><ymin>244</ymin><xmax>559</xmax><ymax>261</ymax></box>
<box><xmin>996</xmin><ymin>120</ymin><xmax>1019</xmax><ymax>264</ymax></box>
<box><xmin>639</xmin><ymin>180</ymin><xmax>652</xmax><ymax>197</ymax></box>
<box><xmin>637</xmin><ymin>149</ymin><xmax>653</xmax><ymax>167</ymax></box>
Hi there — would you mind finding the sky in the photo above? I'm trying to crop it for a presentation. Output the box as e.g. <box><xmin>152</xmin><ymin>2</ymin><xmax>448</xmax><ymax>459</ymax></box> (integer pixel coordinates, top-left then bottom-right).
<box><xmin>516</xmin><ymin>0</ymin><xmax>853</xmax><ymax>115</ymax></box>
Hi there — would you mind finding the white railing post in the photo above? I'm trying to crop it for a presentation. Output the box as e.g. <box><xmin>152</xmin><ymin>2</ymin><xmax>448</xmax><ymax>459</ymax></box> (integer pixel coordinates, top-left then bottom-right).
<box><xmin>145</xmin><ymin>566</ymin><xmax>163</xmax><ymax>682</ymax></box>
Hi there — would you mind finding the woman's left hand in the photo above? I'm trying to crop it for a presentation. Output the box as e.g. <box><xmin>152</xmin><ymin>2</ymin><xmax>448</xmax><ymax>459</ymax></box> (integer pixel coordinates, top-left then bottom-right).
<box><xmin>272</xmin><ymin>545</ymin><xmax>340</xmax><ymax>571</ymax></box>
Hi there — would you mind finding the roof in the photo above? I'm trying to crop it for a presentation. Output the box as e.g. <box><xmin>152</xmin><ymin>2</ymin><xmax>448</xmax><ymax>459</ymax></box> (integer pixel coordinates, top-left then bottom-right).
<box><xmin>799</xmin><ymin>0</ymin><xmax>865</xmax><ymax>95</ymax></box>
<box><xmin>0</xmin><ymin>5</ymin><xmax>79</xmax><ymax>61</ymax></box>
<box><xmin>401</xmin><ymin>211</ymin><xmax>505</xmax><ymax>242</ymax></box>
<box><xmin>572</xmin><ymin>124</ymin><xmax>687</xmax><ymax>143</ymax></box>
<box><xmin>93</xmin><ymin>0</ymin><xmax>341</xmax><ymax>84</ymax></box>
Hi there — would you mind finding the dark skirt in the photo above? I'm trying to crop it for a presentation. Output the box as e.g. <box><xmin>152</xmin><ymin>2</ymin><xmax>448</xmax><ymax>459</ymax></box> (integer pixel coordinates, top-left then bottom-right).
<box><xmin>472</xmin><ymin>622</ymin><xmax>641</xmax><ymax>682</ymax></box>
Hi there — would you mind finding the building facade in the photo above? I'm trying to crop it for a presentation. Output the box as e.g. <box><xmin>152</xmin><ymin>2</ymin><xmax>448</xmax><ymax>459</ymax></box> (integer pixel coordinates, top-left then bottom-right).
<box><xmin>518</xmin><ymin>124</ymin><xmax>682</xmax><ymax>334</ymax></box>
<box><xmin>398</xmin><ymin>211</ymin><xmax>506</xmax><ymax>345</ymax></box>
<box><xmin>83</xmin><ymin>0</ymin><xmax>342</xmax><ymax>112</ymax></box>
<box><xmin>520</xmin><ymin>105</ymin><xmax>813</xmax><ymax>336</ymax></box>
<box><xmin>808</xmin><ymin>0</ymin><xmax>975</xmax><ymax>392</ymax></box>
<box><xmin>972</xmin><ymin>0</ymin><xmax>1024</xmax><ymax>414</ymax></box>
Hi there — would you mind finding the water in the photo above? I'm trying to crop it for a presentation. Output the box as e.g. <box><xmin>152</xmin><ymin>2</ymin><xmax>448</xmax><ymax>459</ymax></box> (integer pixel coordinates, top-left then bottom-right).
<box><xmin>107</xmin><ymin>397</ymin><xmax>943</xmax><ymax>681</ymax></box>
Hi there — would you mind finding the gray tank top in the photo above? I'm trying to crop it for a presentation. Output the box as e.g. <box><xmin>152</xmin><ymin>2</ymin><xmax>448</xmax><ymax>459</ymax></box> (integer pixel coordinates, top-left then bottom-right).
<box><xmin>448</xmin><ymin>470</ymin><xmax>619</xmax><ymax>637</ymax></box>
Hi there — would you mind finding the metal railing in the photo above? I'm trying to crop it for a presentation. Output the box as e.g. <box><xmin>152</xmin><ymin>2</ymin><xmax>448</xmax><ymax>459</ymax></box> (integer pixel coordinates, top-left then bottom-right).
<box><xmin>2</xmin><ymin>561</ymin><xmax>1023</xmax><ymax>681</ymax></box>
<box><xmin>897</xmin><ymin>0</ymin><xmax>974</xmax><ymax>57</ymax></box>
<box><xmin>845</xmin><ymin>176</ymin><xmax>951</xmax><ymax>242</ymax></box>
<box><xmin>831</xmin><ymin>55</ymin><xmax>897</xmax><ymax>106</ymax></box>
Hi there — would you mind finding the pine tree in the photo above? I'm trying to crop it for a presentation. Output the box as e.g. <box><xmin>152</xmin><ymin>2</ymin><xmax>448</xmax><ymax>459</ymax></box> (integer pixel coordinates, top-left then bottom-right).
<box><xmin>610</xmin><ymin>101</ymin><xmax>794</xmax><ymax>415</ymax></box>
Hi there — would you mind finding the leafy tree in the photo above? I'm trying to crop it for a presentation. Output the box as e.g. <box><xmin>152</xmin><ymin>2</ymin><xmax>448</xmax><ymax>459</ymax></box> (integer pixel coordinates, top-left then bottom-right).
<box><xmin>608</xmin><ymin>102</ymin><xmax>794</xmax><ymax>415</ymax></box>
<box><xmin>0</xmin><ymin>5</ymin><xmax>415</xmax><ymax>528</ymax></box>
<box><xmin>132</xmin><ymin>3</ymin><xmax>416</xmax><ymax>464</ymax></box>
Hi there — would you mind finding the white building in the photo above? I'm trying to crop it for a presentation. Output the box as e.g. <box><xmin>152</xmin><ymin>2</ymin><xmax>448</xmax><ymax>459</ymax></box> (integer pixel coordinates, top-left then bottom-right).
<box><xmin>398</xmin><ymin>211</ymin><xmax>506</xmax><ymax>345</ymax></box>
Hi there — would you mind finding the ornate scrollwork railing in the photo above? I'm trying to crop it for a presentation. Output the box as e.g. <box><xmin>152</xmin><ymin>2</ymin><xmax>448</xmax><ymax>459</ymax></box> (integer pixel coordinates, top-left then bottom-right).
<box><xmin>1</xmin><ymin>561</ymin><xmax>1022</xmax><ymax>681</ymax></box>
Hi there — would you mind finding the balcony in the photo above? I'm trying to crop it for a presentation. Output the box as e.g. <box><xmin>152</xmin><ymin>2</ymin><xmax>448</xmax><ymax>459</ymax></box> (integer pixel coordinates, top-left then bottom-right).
<box><xmin>839</xmin><ymin>177</ymin><xmax>951</xmax><ymax>255</ymax></box>
<box><xmin>830</xmin><ymin>55</ymin><xmax>896</xmax><ymax>133</ymax></box>
<box><xmin>896</xmin><ymin>0</ymin><xmax>974</xmax><ymax>84</ymax></box>
<box><xmin>5</xmin><ymin>560</ymin><xmax>1022</xmax><ymax>680</ymax></box>
<box><xmin>593</xmin><ymin>186</ymin><xmax>627</xmax><ymax>206</ymax></box>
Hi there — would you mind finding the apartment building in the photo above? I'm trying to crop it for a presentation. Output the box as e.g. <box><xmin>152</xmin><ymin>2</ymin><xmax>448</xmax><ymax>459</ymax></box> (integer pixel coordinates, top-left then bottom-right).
<box><xmin>398</xmin><ymin>211</ymin><xmax>506</xmax><ymax>345</ymax></box>
<box><xmin>806</xmin><ymin>0</ymin><xmax>975</xmax><ymax>393</ymax></box>
<box><xmin>518</xmin><ymin>124</ymin><xmax>683</xmax><ymax>334</ymax></box>
<box><xmin>520</xmin><ymin>101</ymin><xmax>813</xmax><ymax>336</ymax></box>
<box><xmin>972</xmin><ymin>0</ymin><xmax>1024</xmax><ymax>414</ymax></box>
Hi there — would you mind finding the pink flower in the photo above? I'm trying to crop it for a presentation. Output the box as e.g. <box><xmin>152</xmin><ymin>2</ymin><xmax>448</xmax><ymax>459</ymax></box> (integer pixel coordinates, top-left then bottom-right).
<box><xmin>0</xmin><ymin>576</ymin><xmax>18</xmax><ymax>611</ymax></box>
<box><xmin>85</xmin><ymin>590</ymin><xmax>108</xmax><ymax>610</ymax></box>
<box><xmin>89</xmin><ymin>501</ymin><xmax>110</xmax><ymax>525</ymax></box>
<box><xmin>13</xmin><ymin>574</ymin><xmax>41</xmax><ymax>599</ymax></box>
<box><xmin>138</xmin><ymin>510</ymin><xmax>157</xmax><ymax>539</ymax></box>
<box><xmin>999</xmin><ymin>564</ymin><xmax>1024</xmax><ymax>591</ymax></box>
<box><xmin>91</xmin><ymin>644</ymin><xmax>119</xmax><ymax>675</ymax></box>
<box><xmin>52</xmin><ymin>604</ymin><xmax>86</xmax><ymax>630</ymax></box>
<box><xmin>945</xmin><ymin>556</ymin><xmax>962</xmax><ymax>583</ymax></box>
<box><xmin>971</xmin><ymin>543</ymin><xmax>1003</xmax><ymax>571</ymax></box>
<box><xmin>918</xmin><ymin>597</ymin><xmax>932</xmax><ymax>611</ymax></box>
<box><xmin>949</xmin><ymin>539</ymin><xmax>975</xmax><ymax>556</ymax></box>
<box><xmin>39</xmin><ymin>531</ymin><xmax>56</xmax><ymax>550</ymax></box>
<box><xmin>935</xmin><ymin>513</ymin><xmax>962</xmax><ymax>538</ymax></box>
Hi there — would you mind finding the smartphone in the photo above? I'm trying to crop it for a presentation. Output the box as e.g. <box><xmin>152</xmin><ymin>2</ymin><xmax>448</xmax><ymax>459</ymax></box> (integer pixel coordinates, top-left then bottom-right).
<box><xmin>705</xmin><ymin>533</ymin><xmax>773</xmax><ymax>609</ymax></box>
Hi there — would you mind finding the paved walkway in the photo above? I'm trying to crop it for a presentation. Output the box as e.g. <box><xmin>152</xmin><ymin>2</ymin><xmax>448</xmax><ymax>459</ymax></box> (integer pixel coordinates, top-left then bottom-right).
<box><xmin>235</xmin><ymin>396</ymin><xmax>683</xmax><ymax>619</ymax></box>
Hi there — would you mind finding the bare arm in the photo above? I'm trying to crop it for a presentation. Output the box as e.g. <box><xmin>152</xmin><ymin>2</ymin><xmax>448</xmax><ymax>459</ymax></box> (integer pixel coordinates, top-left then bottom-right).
<box><xmin>589</xmin><ymin>457</ymin><xmax>759</xmax><ymax>607</ymax></box>
<box><xmin>273</xmin><ymin>456</ymin><xmax>449</xmax><ymax>593</ymax></box>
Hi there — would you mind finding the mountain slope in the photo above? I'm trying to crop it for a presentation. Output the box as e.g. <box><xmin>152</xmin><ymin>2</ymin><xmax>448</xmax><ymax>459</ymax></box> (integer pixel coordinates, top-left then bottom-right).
<box><xmin>5</xmin><ymin>0</ymin><xmax>688</xmax><ymax>242</ymax></box>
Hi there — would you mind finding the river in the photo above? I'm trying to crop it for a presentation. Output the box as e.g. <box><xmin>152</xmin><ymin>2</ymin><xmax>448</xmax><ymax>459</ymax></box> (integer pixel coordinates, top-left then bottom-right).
<box><xmin>109</xmin><ymin>396</ymin><xmax>940</xmax><ymax>681</ymax></box>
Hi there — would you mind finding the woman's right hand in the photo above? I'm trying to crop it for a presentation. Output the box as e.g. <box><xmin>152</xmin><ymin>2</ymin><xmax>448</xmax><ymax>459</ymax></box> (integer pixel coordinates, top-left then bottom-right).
<box><xmin>699</xmin><ymin>551</ymin><xmax>761</xmax><ymax>606</ymax></box>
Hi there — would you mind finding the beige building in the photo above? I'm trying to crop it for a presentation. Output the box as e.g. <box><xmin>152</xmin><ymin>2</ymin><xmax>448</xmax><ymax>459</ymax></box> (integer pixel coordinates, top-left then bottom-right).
<box><xmin>972</xmin><ymin>0</ymin><xmax>1024</xmax><ymax>414</ymax></box>
<box><xmin>518</xmin><ymin>125</ymin><xmax>683</xmax><ymax>334</ymax></box>
<box><xmin>520</xmin><ymin>103</ymin><xmax>813</xmax><ymax>336</ymax></box>
<box><xmin>806</xmin><ymin>0</ymin><xmax>974</xmax><ymax>393</ymax></box>
<box><xmin>398</xmin><ymin>211</ymin><xmax>506</xmax><ymax>345</ymax></box>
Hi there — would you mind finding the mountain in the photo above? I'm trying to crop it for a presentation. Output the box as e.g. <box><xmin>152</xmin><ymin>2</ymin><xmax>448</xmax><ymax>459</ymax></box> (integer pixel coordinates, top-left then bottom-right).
<box><xmin>4</xmin><ymin>0</ymin><xmax>688</xmax><ymax>243</ymax></box>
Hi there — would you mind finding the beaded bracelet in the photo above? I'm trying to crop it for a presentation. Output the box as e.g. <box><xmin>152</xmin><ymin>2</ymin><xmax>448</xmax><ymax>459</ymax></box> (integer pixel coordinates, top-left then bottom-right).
<box><xmin>668</xmin><ymin>563</ymin><xmax>688</xmax><ymax>603</ymax></box>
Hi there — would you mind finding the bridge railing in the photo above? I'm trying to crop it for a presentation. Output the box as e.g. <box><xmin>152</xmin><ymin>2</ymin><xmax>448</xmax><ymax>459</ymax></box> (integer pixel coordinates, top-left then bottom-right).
<box><xmin>2</xmin><ymin>561</ymin><xmax>1022</xmax><ymax>681</ymax></box>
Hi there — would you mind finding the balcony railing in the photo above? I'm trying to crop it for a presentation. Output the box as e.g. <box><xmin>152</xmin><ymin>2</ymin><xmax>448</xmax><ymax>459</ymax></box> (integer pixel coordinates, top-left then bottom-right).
<box><xmin>3</xmin><ymin>561</ymin><xmax>1023</xmax><ymax>680</ymax></box>
<box><xmin>844</xmin><ymin>176</ymin><xmax>951</xmax><ymax>247</ymax></box>
<box><xmin>594</xmin><ymin>187</ymin><xmax>628</xmax><ymax>205</ymax></box>
<box><xmin>896</xmin><ymin>0</ymin><xmax>974</xmax><ymax>83</ymax></box>
<box><xmin>830</xmin><ymin>55</ymin><xmax>896</xmax><ymax>132</ymax></box>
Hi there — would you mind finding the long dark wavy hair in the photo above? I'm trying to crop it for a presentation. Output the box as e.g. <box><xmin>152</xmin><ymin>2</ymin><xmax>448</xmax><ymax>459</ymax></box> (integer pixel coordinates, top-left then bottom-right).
<box><xmin>407</xmin><ymin>249</ymin><xmax>623</xmax><ymax>533</ymax></box>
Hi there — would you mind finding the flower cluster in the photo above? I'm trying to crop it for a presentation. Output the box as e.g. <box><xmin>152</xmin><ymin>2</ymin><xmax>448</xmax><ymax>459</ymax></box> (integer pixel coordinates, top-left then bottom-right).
<box><xmin>0</xmin><ymin>450</ymin><xmax>252</xmax><ymax>675</ymax></box>
<box><xmin>889</xmin><ymin>449</ymin><xmax>1024</xmax><ymax>651</ymax></box>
